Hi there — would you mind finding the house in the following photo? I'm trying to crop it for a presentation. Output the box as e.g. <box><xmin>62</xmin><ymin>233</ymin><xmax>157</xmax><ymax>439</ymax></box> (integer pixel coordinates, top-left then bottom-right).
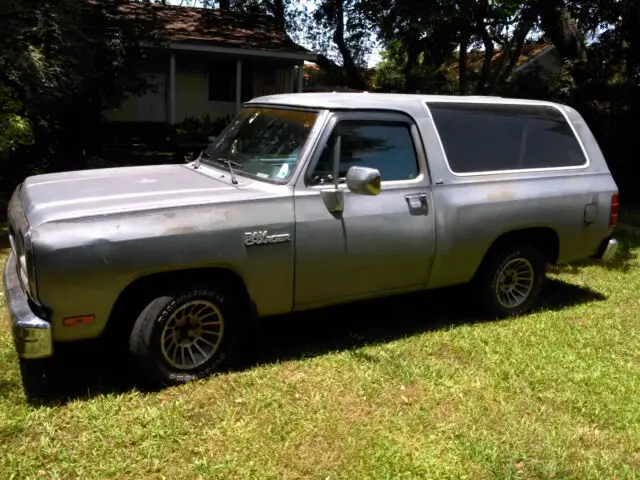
<box><xmin>509</xmin><ymin>43</ymin><xmax>561</xmax><ymax>78</ymax></box>
<box><xmin>104</xmin><ymin>2</ymin><xmax>317</xmax><ymax>125</ymax></box>
<box><xmin>441</xmin><ymin>41</ymin><xmax>562</xmax><ymax>81</ymax></box>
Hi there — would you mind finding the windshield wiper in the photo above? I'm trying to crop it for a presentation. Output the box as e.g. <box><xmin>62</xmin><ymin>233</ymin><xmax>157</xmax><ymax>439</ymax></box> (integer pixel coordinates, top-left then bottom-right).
<box><xmin>222</xmin><ymin>159</ymin><xmax>239</xmax><ymax>185</ymax></box>
<box><xmin>192</xmin><ymin>150</ymin><xmax>210</xmax><ymax>169</ymax></box>
<box><xmin>193</xmin><ymin>151</ymin><xmax>242</xmax><ymax>185</ymax></box>
<box><xmin>214</xmin><ymin>157</ymin><xmax>243</xmax><ymax>185</ymax></box>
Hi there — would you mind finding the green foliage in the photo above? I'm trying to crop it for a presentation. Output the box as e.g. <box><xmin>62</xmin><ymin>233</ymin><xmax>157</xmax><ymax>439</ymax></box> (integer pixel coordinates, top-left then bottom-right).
<box><xmin>371</xmin><ymin>41</ymin><xmax>458</xmax><ymax>94</ymax></box>
<box><xmin>174</xmin><ymin>114</ymin><xmax>232</xmax><ymax>142</ymax></box>
<box><xmin>0</xmin><ymin>0</ymin><xmax>163</xmax><ymax>211</ymax></box>
<box><xmin>0</xmin><ymin>86</ymin><xmax>33</xmax><ymax>158</ymax></box>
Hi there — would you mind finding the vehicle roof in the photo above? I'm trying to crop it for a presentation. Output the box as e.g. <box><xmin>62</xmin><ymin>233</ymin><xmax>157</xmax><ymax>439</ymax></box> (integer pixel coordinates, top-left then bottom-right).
<box><xmin>247</xmin><ymin>92</ymin><xmax>567</xmax><ymax>119</ymax></box>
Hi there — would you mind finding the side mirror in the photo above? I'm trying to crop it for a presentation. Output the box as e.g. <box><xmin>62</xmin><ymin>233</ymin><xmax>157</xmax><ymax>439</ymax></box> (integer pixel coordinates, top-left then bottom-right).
<box><xmin>346</xmin><ymin>166</ymin><xmax>381</xmax><ymax>195</ymax></box>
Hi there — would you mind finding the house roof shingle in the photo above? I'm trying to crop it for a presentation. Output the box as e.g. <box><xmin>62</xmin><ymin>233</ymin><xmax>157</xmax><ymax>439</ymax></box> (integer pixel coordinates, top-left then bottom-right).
<box><xmin>110</xmin><ymin>1</ymin><xmax>314</xmax><ymax>57</ymax></box>
<box><xmin>441</xmin><ymin>42</ymin><xmax>555</xmax><ymax>75</ymax></box>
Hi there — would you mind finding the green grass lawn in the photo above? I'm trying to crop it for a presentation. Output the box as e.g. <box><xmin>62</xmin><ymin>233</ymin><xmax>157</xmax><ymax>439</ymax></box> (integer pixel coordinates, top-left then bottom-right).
<box><xmin>0</xmin><ymin>230</ymin><xmax>639</xmax><ymax>479</ymax></box>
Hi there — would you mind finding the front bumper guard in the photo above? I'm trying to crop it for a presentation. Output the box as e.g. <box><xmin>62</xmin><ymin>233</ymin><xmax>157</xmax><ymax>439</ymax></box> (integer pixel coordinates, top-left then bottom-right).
<box><xmin>2</xmin><ymin>253</ymin><xmax>53</xmax><ymax>359</ymax></box>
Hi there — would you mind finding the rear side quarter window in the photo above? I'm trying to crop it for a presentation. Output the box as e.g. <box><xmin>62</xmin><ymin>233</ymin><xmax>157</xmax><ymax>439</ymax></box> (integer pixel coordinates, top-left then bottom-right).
<box><xmin>427</xmin><ymin>102</ymin><xmax>588</xmax><ymax>174</ymax></box>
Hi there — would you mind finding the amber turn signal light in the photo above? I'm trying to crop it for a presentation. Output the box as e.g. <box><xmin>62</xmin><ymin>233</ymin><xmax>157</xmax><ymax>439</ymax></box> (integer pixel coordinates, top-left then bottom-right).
<box><xmin>63</xmin><ymin>315</ymin><xmax>95</xmax><ymax>327</ymax></box>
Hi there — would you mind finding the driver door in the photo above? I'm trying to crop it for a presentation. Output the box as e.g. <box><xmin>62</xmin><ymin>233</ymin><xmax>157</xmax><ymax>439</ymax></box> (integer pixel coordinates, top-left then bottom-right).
<box><xmin>293</xmin><ymin>111</ymin><xmax>437</xmax><ymax>308</ymax></box>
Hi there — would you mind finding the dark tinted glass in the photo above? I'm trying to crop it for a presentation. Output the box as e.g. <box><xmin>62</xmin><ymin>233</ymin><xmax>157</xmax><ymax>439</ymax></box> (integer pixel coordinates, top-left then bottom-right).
<box><xmin>312</xmin><ymin>121</ymin><xmax>419</xmax><ymax>183</ymax></box>
<box><xmin>428</xmin><ymin>103</ymin><xmax>587</xmax><ymax>173</ymax></box>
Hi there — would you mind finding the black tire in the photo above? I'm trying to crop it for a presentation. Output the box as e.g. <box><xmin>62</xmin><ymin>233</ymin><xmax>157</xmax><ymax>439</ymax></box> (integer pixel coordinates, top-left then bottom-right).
<box><xmin>128</xmin><ymin>285</ymin><xmax>243</xmax><ymax>388</ymax></box>
<box><xmin>473</xmin><ymin>243</ymin><xmax>547</xmax><ymax>319</ymax></box>
<box><xmin>19</xmin><ymin>358</ymin><xmax>55</xmax><ymax>403</ymax></box>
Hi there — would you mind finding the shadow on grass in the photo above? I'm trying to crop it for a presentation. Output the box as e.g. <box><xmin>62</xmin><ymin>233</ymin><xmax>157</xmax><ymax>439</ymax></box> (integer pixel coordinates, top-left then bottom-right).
<box><xmin>15</xmin><ymin>277</ymin><xmax>606</xmax><ymax>407</ymax></box>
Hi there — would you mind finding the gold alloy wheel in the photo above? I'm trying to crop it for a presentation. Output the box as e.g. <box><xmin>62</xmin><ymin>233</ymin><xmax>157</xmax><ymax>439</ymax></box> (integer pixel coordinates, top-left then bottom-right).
<box><xmin>495</xmin><ymin>258</ymin><xmax>535</xmax><ymax>309</ymax></box>
<box><xmin>160</xmin><ymin>300</ymin><xmax>224</xmax><ymax>370</ymax></box>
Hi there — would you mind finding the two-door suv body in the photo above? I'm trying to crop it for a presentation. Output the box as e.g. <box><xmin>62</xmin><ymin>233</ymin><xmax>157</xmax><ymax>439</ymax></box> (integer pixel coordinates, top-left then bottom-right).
<box><xmin>3</xmin><ymin>93</ymin><xmax>619</xmax><ymax>393</ymax></box>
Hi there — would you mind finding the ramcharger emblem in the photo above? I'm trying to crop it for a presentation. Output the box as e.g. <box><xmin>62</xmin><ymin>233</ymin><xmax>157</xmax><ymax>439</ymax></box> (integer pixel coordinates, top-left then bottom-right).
<box><xmin>244</xmin><ymin>230</ymin><xmax>291</xmax><ymax>246</ymax></box>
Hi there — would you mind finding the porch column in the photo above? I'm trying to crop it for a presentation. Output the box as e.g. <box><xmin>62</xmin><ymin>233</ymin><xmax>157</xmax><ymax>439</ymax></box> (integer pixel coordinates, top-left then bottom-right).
<box><xmin>297</xmin><ymin>62</ymin><xmax>304</xmax><ymax>93</ymax></box>
<box><xmin>236</xmin><ymin>59</ymin><xmax>242</xmax><ymax>112</ymax></box>
<box><xmin>169</xmin><ymin>53</ymin><xmax>176</xmax><ymax>125</ymax></box>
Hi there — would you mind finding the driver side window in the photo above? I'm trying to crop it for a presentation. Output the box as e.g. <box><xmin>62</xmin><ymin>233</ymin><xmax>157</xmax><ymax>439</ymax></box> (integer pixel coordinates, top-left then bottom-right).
<box><xmin>310</xmin><ymin>120</ymin><xmax>420</xmax><ymax>186</ymax></box>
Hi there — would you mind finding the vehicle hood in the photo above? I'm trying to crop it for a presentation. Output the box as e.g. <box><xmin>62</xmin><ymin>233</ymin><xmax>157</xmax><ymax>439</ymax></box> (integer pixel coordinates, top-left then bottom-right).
<box><xmin>19</xmin><ymin>164</ymin><xmax>281</xmax><ymax>227</ymax></box>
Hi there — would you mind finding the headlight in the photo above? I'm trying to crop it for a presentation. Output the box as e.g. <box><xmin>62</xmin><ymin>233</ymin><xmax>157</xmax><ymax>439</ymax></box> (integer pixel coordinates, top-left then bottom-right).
<box><xmin>19</xmin><ymin>230</ymin><xmax>39</xmax><ymax>302</ymax></box>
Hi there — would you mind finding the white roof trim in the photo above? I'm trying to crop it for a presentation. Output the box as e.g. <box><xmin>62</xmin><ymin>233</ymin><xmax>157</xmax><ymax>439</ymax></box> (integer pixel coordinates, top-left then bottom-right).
<box><xmin>167</xmin><ymin>42</ymin><xmax>316</xmax><ymax>62</ymax></box>
<box><xmin>511</xmin><ymin>44</ymin><xmax>556</xmax><ymax>75</ymax></box>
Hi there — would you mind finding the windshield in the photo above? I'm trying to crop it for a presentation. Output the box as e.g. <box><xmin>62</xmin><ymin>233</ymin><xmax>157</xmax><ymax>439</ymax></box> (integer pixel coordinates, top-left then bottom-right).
<box><xmin>203</xmin><ymin>107</ymin><xmax>319</xmax><ymax>182</ymax></box>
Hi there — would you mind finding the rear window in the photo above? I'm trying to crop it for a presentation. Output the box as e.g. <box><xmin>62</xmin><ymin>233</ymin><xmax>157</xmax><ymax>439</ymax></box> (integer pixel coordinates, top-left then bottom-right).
<box><xmin>427</xmin><ymin>102</ymin><xmax>587</xmax><ymax>174</ymax></box>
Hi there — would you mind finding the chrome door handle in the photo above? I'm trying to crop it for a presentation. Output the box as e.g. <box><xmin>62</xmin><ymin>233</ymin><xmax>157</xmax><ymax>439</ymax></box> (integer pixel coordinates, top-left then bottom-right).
<box><xmin>405</xmin><ymin>193</ymin><xmax>429</xmax><ymax>214</ymax></box>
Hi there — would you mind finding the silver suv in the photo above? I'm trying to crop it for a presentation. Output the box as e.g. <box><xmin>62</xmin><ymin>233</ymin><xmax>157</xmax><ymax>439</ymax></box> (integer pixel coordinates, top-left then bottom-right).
<box><xmin>3</xmin><ymin>93</ymin><xmax>619</xmax><ymax>393</ymax></box>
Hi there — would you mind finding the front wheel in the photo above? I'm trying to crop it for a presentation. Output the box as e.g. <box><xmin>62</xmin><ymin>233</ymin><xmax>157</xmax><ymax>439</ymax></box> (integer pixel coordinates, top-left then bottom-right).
<box><xmin>19</xmin><ymin>358</ymin><xmax>55</xmax><ymax>403</ymax></box>
<box><xmin>473</xmin><ymin>243</ymin><xmax>547</xmax><ymax>319</ymax></box>
<box><xmin>128</xmin><ymin>286</ymin><xmax>242</xmax><ymax>388</ymax></box>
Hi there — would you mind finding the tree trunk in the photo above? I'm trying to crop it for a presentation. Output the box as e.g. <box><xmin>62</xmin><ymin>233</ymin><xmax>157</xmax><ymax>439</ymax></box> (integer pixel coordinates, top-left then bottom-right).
<box><xmin>459</xmin><ymin>29</ymin><xmax>469</xmax><ymax>95</ymax></box>
<box><xmin>537</xmin><ymin>0</ymin><xmax>590</xmax><ymax>107</ymax></box>
<box><xmin>218</xmin><ymin>0</ymin><xmax>230</xmax><ymax>10</ymax></box>
<box><xmin>537</xmin><ymin>0</ymin><xmax>587</xmax><ymax>63</ymax></box>
<box><xmin>494</xmin><ymin>7</ymin><xmax>536</xmax><ymax>88</ymax></box>
<box><xmin>331</xmin><ymin>0</ymin><xmax>365</xmax><ymax>90</ymax></box>
<box><xmin>476</xmin><ymin>25</ymin><xmax>494</xmax><ymax>94</ymax></box>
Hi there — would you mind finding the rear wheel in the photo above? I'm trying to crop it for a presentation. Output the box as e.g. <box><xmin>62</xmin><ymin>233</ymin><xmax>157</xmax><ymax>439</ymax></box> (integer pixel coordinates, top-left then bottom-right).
<box><xmin>474</xmin><ymin>243</ymin><xmax>547</xmax><ymax>319</ymax></box>
<box><xmin>128</xmin><ymin>285</ymin><xmax>243</xmax><ymax>388</ymax></box>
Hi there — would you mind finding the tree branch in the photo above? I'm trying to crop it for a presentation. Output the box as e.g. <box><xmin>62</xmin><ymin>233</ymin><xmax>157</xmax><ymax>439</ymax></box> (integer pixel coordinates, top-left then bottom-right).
<box><xmin>495</xmin><ymin>6</ymin><xmax>537</xmax><ymax>87</ymax></box>
<box><xmin>459</xmin><ymin>29</ymin><xmax>470</xmax><ymax>95</ymax></box>
<box><xmin>330</xmin><ymin>0</ymin><xmax>364</xmax><ymax>89</ymax></box>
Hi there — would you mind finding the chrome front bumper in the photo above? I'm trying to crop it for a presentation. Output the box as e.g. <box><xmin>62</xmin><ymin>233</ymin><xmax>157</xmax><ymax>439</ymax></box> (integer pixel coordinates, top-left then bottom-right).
<box><xmin>598</xmin><ymin>237</ymin><xmax>619</xmax><ymax>263</ymax></box>
<box><xmin>2</xmin><ymin>253</ymin><xmax>53</xmax><ymax>359</ymax></box>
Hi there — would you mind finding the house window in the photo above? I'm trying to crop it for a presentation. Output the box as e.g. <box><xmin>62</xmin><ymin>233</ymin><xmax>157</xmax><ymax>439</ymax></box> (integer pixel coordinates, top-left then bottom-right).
<box><xmin>208</xmin><ymin>59</ymin><xmax>235</xmax><ymax>102</ymax></box>
<box><xmin>208</xmin><ymin>59</ymin><xmax>255</xmax><ymax>103</ymax></box>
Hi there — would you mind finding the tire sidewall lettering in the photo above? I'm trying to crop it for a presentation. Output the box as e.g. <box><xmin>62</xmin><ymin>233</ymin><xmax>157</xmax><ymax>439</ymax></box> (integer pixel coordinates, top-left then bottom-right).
<box><xmin>150</xmin><ymin>288</ymin><xmax>232</xmax><ymax>383</ymax></box>
<box><xmin>167</xmin><ymin>352</ymin><xmax>227</xmax><ymax>382</ymax></box>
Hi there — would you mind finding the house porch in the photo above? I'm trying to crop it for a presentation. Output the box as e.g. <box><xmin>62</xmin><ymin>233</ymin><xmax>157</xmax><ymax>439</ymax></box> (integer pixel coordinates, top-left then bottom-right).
<box><xmin>105</xmin><ymin>48</ymin><xmax>305</xmax><ymax>125</ymax></box>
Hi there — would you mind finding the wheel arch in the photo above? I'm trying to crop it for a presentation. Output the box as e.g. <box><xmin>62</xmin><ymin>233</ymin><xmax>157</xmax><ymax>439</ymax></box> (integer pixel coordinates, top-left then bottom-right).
<box><xmin>102</xmin><ymin>267</ymin><xmax>255</xmax><ymax>344</ymax></box>
<box><xmin>470</xmin><ymin>227</ymin><xmax>556</xmax><ymax>319</ymax></box>
<box><xmin>477</xmin><ymin>227</ymin><xmax>560</xmax><ymax>274</ymax></box>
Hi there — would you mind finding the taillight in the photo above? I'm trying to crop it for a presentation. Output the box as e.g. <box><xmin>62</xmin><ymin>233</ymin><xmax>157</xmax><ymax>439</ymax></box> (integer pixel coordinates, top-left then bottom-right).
<box><xmin>609</xmin><ymin>192</ymin><xmax>619</xmax><ymax>227</ymax></box>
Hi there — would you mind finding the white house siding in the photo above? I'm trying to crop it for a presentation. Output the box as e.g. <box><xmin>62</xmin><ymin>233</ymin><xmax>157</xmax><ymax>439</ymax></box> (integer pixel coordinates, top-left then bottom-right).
<box><xmin>175</xmin><ymin>69</ymin><xmax>236</xmax><ymax>123</ymax></box>
<box><xmin>104</xmin><ymin>72</ymin><xmax>168</xmax><ymax>123</ymax></box>
<box><xmin>104</xmin><ymin>56</ymin><xmax>298</xmax><ymax>124</ymax></box>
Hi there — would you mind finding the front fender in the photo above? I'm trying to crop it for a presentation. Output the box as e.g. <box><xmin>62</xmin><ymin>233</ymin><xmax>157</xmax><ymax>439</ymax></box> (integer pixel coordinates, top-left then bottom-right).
<box><xmin>33</xmin><ymin>200</ymin><xmax>295</xmax><ymax>342</ymax></box>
